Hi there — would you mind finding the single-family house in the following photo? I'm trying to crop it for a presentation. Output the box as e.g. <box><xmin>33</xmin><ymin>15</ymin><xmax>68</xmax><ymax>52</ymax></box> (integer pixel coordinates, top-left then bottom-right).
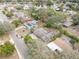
<box><xmin>47</xmin><ymin>42</ymin><xmax>63</xmax><ymax>54</ymax></box>
<box><xmin>63</xmin><ymin>21</ymin><xmax>72</xmax><ymax>27</ymax></box>
<box><xmin>24</xmin><ymin>20</ymin><xmax>38</xmax><ymax>30</ymax></box>
<box><xmin>53</xmin><ymin>3</ymin><xmax>60</xmax><ymax>11</ymax></box>
<box><xmin>47</xmin><ymin>37</ymin><xmax>73</xmax><ymax>54</ymax></box>
<box><xmin>33</xmin><ymin>28</ymin><xmax>54</xmax><ymax>42</ymax></box>
<box><xmin>53</xmin><ymin>38</ymin><xmax>73</xmax><ymax>51</ymax></box>
<box><xmin>15</xmin><ymin>26</ymin><xmax>28</xmax><ymax>38</ymax></box>
<box><xmin>67</xmin><ymin>11</ymin><xmax>77</xmax><ymax>16</ymax></box>
<box><xmin>63</xmin><ymin>18</ymin><xmax>73</xmax><ymax>27</ymax></box>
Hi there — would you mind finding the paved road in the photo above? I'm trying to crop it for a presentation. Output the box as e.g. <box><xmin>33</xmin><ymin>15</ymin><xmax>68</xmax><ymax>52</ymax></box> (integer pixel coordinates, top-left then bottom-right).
<box><xmin>10</xmin><ymin>31</ymin><xmax>28</xmax><ymax>59</ymax></box>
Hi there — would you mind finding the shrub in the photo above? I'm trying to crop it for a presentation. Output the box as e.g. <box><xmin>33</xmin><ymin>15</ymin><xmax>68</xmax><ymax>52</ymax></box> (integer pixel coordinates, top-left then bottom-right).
<box><xmin>53</xmin><ymin>33</ymin><xmax>62</xmax><ymax>41</ymax></box>
<box><xmin>59</xmin><ymin>28</ymin><xmax>79</xmax><ymax>43</ymax></box>
<box><xmin>12</xmin><ymin>20</ymin><xmax>22</xmax><ymax>27</ymax></box>
<box><xmin>24</xmin><ymin>35</ymin><xmax>32</xmax><ymax>43</ymax></box>
<box><xmin>0</xmin><ymin>42</ymin><xmax>15</xmax><ymax>57</ymax></box>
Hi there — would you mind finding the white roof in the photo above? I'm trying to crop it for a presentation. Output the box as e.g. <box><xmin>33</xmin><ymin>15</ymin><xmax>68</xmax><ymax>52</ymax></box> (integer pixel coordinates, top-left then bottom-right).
<box><xmin>63</xmin><ymin>21</ymin><xmax>72</xmax><ymax>27</ymax></box>
<box><xmin>47</xmin><ymin>42</ymin><xmax>63</xmax><ymax>52</ymax></box>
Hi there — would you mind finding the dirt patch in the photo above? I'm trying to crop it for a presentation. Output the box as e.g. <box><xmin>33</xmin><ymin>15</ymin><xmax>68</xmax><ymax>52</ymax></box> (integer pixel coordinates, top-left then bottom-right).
<box><xmin>0</xmin><ymin>34</ymin><xmax>10</xmax><ymax>45</ymax></box>
<box><xmin>0</xmin><ymin>51</ymin><xmax>19</xmax><ymax>59</ymax></box>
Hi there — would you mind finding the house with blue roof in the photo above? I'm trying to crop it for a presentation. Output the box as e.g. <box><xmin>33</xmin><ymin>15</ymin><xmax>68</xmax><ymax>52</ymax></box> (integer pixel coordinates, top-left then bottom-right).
<box><xmin>24</xmin><ymin>20</ymin><xmax>38</xmax><ymax>29</ymax></box>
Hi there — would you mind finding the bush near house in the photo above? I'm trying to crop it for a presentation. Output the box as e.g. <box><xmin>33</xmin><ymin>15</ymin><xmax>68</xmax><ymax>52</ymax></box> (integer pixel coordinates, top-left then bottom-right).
<box><xmin>59</xmin><ymin>28</ymin><xmax>79</xmax><ymax>44</ymax></box>
<box><xmin>0</xmin><ymin>41</ymin><xmax>15</xmax><ymax>57</ymax></box>
<box><xmin>53</xmin><ymin>32</ymin><xmax>62</xmax><ymax>41</ymax></box>
<box><xmin>24</xmin><ymin>35</ymin><xmax>32</xmax><ymax>43</ymax></box>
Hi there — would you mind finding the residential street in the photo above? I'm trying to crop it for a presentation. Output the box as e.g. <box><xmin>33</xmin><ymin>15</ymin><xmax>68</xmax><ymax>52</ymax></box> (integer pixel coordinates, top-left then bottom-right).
<box><xmin>10</xmin><ymin>31</ymin><xmax>28</xmax><ymax>59</ymax></box>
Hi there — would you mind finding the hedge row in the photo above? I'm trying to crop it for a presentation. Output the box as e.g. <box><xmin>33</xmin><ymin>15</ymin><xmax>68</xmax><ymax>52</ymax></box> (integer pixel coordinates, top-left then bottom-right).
<box><xmin>59</xmin><ymin>28</ymin><xmax>79</xmax><ymax>43</ymax></box>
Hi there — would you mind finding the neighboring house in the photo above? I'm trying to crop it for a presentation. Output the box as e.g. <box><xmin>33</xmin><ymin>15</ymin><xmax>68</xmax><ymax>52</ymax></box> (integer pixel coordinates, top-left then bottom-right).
<box><xmin>53</xmin><ymin>38</ymin><xmax>73</xmax><ymax>51</ymax></box>
<box><xmin>33</xmin><ymin>28</ymin><xmax>54</xmax><ymax>42</ymax></box>
<box><xmin>23</xmin><ymin>4</ymin><xmax>30</xmax><ymax>10</ymax></box>
<box><xmin>11</xmin><ymin>7</ymin><xmax>17</xmax><ymax>12</ymax></box>
<box><xmin>10</xmin><ymin>7</ymin><xmax>31</xmax><ymax>23</ymax></box>
<box><xmin>13</xmin><ymin>12</ymin><xmax>25</xmax><ymax>18</ymax></box>
<box><xmin>60</xmin><ymin>35</ymin><xmax>71</xmax><ymax>46</ymax></box>
<box><xmin>20</xmin><ymin>17</ymin><xmax>31</xmax><ymax>23</ymax></box>
<box><xmin>47</xmin><ymin>42</ymin><xmax>63</xmax><ymax>54</ymax></box>
<box><xmin>63</xmin><ymin>18</ymin><xmax>73</xmax><ymax>27</ymax></box>
<box><xmin>63</xmin><ymin>21</ymin><xmax>72</xmax><ymax>27</ymax></box>
<box><xmin>24</xmin><ymin>20</ymin><xmax>38</xmax><ymax>30</ymax></box>
<box><xmin>63</xmin><ymin>5</ymin><xmax>70</xmax><ymax>12</ymax></box>
<box><xmin>47</xmin><ymin>37</ymin><xmax>72</xmax><ymax>54</ymax></box>
<box><xmin>15</xmin><ymin>26</ymin><xmax>28</xmax><ymax>38</ymax></box>
<box><xmin>52</xmin><ymin>3</ymin><xmax>60</xmax><ymax>11</ymax></box>
<box><xmin>67</xmin><ymin>11</ymin><xmax>77</xmax><ymax>16</ymax></box>
<box><xmin>23</xmin><ymin>2</ymin><xmax>33</xmax><ymax>10</ymax></box>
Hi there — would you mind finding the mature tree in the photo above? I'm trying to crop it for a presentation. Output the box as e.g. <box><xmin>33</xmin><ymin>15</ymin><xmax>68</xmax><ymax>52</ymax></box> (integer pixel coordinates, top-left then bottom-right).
<box><xmin>29</xmin><ymin>7</ymin><xmax>48</xmax><ymax>21</ymax></box>
<box><xmin>47</xmin><ymin>7</ymin><xmax>57</xmax><ymax>16</ymax></box>
<box><xmin>0</xmin><ymin>21</ymin><xmax>13</xmax><ymax>37</ymax></box>
<box><xmin>45</xmin><ymin>11</ymin><xmax>65</xmax><ymax>28</ymax></box>
<box><xmin>30</xmin><ymin>7</ymin><xmax>40</xmax><ymax>20</ymax></box>
<box><xmin>30</xmin><ymin>7</ymin><xmax>58</xmax><ymax>22</ymax></box>
<box><xmin>45</xmin><ymin>16</ymin><xmax>63</xmax><ymax>28</ymax></box>
<box><xmin>38</xmin><ymin>8</ymin><xmax>48</xmax><ymax>22</ymax></box>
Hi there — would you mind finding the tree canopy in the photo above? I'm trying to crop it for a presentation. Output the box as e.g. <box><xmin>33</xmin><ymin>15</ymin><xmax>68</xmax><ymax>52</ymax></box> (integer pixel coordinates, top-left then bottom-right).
<box><xmin>0</xmin><ymin>21</ymin><xmax>13</xmax><ymax>37</ymax></box>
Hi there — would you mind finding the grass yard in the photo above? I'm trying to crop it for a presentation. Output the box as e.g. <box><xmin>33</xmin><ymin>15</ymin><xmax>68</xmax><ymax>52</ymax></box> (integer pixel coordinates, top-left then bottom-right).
<box><xmin>26</xmin><ymin>34</ymin><xmax>55</xmax><ymax>59</ymax></box>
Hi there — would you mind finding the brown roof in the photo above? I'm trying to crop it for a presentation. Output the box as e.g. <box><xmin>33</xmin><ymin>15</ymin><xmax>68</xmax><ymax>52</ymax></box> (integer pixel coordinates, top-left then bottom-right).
<box><xmin>53</xmin><ymin>38</ymin><xmax>73</xmax><ymax>51</ymax></box>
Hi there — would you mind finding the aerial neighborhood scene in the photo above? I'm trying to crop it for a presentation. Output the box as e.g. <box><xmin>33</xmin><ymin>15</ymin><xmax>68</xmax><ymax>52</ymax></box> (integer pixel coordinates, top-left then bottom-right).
<box><xmin>0</xmin><ymin>0</ymin><xmax>79</xmax><ymax>59</ymax></box>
